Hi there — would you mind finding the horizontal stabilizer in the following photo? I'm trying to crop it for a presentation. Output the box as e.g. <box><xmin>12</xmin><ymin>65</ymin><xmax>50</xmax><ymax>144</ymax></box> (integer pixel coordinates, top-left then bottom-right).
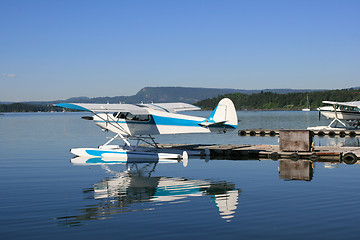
<box><xmin>200</xmin><ymin>98</ymin><xmax>238</xmax><ymax>129</ymax></box>
<box><xmin>199</xmin><ymin>121</ymin><xmax>226</xmax><ymax>127</ymax></box>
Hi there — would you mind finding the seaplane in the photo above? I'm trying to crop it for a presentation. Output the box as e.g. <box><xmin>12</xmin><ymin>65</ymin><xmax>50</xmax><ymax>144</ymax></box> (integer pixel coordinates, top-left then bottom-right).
<box><xmin>55</xmin><ymin>98</ymin><xmax>238</xmax><ymax>164</ymax></box>
<box><xmin>308</xmin><ymin>100</ymin><xmax>360</xmax><ymax>130</ymax></box>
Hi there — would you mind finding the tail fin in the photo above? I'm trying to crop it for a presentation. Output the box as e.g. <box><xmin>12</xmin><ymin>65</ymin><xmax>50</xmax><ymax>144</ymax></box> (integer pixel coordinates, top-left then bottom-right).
<box><xmin>200</xmin><ymin>98</ymin><xmax>238</xmax><ymax>130</ymax></box>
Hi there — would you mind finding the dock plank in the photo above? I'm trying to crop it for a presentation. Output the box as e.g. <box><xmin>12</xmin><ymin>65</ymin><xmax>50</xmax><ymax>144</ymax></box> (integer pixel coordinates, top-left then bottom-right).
<box><xmin>238</xmin><ymin>129</ymin><xmax>360</xmax><ymax>137</ymax></box>
<box><xmin>150</xmin><ymin>143</ymin><xmax>359</xmax><ymax>162</ymax></box>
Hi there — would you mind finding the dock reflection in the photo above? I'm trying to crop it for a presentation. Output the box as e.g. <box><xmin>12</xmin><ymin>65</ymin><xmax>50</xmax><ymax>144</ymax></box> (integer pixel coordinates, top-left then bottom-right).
<box><xmin>210</xmin><ymin>156</ymin><xmax>358</xmax><ymax>182</ymax></box>
<box><xmin>56</xmin><ymin>159</ymin><xmax>240</xmax><ymax>226</ymax></box>
<box><xmin>278</xmin><ymin>159</ymin><xmax>314</xmax><ymax>181</ymax></box>
<box><xmin>276</xmin><ymin>158</ymin><xmax>359</xmax><ymax>181</ymax></box>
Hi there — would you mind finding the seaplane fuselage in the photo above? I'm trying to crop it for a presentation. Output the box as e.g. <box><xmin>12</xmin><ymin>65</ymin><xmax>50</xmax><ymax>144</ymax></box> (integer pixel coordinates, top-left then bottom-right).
<box><xmin>319</xmin><ymin>105</ymin><xmax>360</xmax><ymax>120</ymax></box>
<box><xmin>92</xmin><ymin>109</ymin><xmax>236</xmax><ymax>136</ymax></box>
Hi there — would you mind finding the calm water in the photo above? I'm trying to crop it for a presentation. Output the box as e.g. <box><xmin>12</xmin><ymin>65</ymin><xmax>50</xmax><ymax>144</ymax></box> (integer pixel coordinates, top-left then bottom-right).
<box><xmin>1</xmin><ymin>111</ymin><xmax>360</xmax><ymax>240</ymax></box>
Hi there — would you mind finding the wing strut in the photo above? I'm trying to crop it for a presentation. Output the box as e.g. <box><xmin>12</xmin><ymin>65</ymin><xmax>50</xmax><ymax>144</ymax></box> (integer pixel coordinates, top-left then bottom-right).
<box><xmin>328</xmin><ymin>103</ymin><xmax>348</xmax><ymax>128</ymax></box>
<box><xmin>102</xmin><ymin>133</ymin><xmax>134</xmax><ymax>150</ymax></box>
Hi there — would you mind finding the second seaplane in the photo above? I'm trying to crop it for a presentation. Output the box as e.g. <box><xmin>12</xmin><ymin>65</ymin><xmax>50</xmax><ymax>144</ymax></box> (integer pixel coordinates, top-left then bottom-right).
<box><xmin>308</xmin><ymin>100</ymin><xmax>360</xmax><ymax>130</ymax></box>
<box><xmin>56</xmin><ymin>98</ymin><xmax>238</xmax><ymax>164</ymax></box>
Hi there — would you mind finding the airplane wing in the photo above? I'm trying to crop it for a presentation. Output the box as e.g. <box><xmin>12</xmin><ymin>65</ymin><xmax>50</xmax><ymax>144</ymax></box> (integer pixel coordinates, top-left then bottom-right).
<box><xmin>322</xmin><ymin>101</ymin><xmax>360</xmax><ymax>107</ymax></box>
<box><xmin>55</xmin><ymin>102</ymin><xmax>200</xmax><ymax>114</ymax></box>
<box><xmin>140</xmin><ymin>103</ymin><xmax>201</xmax><ymax>113</ymax></box>
<box><xmin>55</xmin><ymin>103</ymin><xmax>150</xmax><ymax>114</ymax></box>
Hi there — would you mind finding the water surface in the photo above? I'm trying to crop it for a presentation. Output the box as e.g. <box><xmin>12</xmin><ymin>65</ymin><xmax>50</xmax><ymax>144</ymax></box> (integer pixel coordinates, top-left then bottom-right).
<box><xmin>1</xmin><ymin>111</ymin><xmax>360</xmax><ymax>240</ymax></box>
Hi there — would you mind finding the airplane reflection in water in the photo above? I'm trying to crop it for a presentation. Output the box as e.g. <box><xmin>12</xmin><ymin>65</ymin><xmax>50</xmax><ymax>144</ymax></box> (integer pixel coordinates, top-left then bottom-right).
<box><xmin>56</xmin><ymin>158</ymin><xmax>240</xmax><ymax>226</ymax></box>
<box><xmin>318</xmin><ymin>136</ymin><xmax>360</xmax><ymax>148</ymax></box>
<box><xmin>56</xmin><ymin>156</ymin><xmax>359</xmax><ymax>226</ymax></box>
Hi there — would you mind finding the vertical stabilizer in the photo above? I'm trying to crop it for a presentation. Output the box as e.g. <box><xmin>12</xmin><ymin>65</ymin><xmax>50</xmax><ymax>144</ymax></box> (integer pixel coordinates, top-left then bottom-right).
<box><xmin>200</xmin><ymin>98</ymin><xmax>238</xmax><ymax>129</ymax></box>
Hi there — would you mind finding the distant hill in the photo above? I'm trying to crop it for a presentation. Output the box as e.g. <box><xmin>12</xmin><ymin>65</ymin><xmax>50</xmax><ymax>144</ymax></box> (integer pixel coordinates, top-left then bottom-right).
<box><xmin>2</xmin><ymin>86</ymin><xmax>359</xmax><ymax>112</ymax></box>
<box><xmin>25</xmin><ymin>86</ymin><xmax>325</xmax><ymax>105</ymax></box>
<box><xmin>57</xmin><ymin>87</ymin><xmax>254</xmax><ymax>104</ymax></box>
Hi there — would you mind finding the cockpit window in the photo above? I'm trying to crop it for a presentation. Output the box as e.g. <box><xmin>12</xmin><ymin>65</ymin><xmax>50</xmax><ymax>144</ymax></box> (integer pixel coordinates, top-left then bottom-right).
<box><xmin>339</xmin><ymin>106</ymin><xmax>360</xmax><ymax>112</ymax></box>
<box><xmin>113</xmin><ymin>112</ymin><xmax>127</xmax><ymax>118</ymax></box>
<box><xmin>113</xmin><ymin>112</ymin><xmax>150</xmax><ymax>121</ymax></box>
<box><xmin>138</xmin><ymin>115</ymin><xmax>150</xmax><ymax>121</ymax></box>
<box><xmin>125</xmin><ymin>113</ymin><xmax>137</xmax><ymax>121</ymax></box>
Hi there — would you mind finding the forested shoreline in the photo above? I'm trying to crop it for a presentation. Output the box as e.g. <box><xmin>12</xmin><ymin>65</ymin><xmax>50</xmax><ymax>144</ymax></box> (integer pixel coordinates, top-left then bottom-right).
<box><xmin>195</xmin><ymin>89</ymin><xmax>360</xmax><ymax>110</ymax></box>
<box><xmin>1</xmin><ymin>88</ymin><xmax>359</xmax><ymax>112</ymax></box>
<box><xmin>0</xmin><ymin>103</ymin><xmax>56</xmax><ymax>112</ymax></box>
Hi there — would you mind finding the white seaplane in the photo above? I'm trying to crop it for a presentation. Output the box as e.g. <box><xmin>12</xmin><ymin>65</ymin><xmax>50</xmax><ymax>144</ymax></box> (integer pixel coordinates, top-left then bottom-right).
<box><xmin>56</xmin><ymin>98</ymin><xmax>238</xmax><ymax>163</ymax></box>
<box><xmin>308</xmin><ymin>100</ymin><xmax>360</xmax><ymax>130</ymax></box>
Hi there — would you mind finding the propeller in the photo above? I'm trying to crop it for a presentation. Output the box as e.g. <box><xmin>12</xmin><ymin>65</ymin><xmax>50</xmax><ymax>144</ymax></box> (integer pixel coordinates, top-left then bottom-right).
<box><xmin>81</xmin><ymin>116</ymin><xmax>93</xmax><ymax>120</ymax></box>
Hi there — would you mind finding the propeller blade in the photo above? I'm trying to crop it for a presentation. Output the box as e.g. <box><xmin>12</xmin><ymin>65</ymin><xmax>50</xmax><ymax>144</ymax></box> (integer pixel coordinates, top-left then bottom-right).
<box><xmin>81</xmin><ymin>116</ymin><xmax>93</xmax><ymax>120</ymax></box>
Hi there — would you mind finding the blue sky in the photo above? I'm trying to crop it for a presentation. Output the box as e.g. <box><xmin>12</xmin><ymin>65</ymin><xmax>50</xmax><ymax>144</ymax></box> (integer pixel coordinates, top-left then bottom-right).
<box><xmin>1</xmin><ymin>0</ymin><xmax>359</xmax><ymax>102</ymax></box>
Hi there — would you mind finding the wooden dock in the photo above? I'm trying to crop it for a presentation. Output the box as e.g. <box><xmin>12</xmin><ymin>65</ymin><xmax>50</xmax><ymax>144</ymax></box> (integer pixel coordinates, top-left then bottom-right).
<box><xmin>156</xmin><ymin>143</ymin><xmax>360</xmax><ymax>164</ymax></box>
<box><xmin>238</xmin><ymin>129</ymin><xmax>360</xmax><ymax>137</ymax></box>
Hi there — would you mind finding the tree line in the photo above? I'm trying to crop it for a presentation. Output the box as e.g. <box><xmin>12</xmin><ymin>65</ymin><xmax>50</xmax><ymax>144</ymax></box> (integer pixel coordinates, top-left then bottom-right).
<box><xmin>0</xmin><ymin>103</ymin><xmax>56</xmax><ymax>112</ymax></box>
<box><xmin>195</xmin><ymin>88</ymin><xmax>360</xmax><ymax>110</ymax></box>
<box><xmin>1</xmin><ymin>88</ymin><xmax>359</xmax><ymax>112</ymax></box>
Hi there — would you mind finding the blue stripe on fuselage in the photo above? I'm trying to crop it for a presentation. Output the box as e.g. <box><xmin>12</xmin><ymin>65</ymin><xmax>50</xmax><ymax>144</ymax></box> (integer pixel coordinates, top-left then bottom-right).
<box><xmin>152</xmin><ymin>115</ymin><xmax>237</xmax><ymax>129</ymax></box>
<box><xmin>94</xmin><ymin>115</ymin><xmax>237</xmax><ymax>129</ymax></box>
<box><xmin>94</xmin><ymin>115</ymin><xmax>201</xmax><ymax>127</ymax></box>
<box><xmin>152</xmin><ymin>115</ymin><xmax>200</xmax><ymax>127</ymax></box>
